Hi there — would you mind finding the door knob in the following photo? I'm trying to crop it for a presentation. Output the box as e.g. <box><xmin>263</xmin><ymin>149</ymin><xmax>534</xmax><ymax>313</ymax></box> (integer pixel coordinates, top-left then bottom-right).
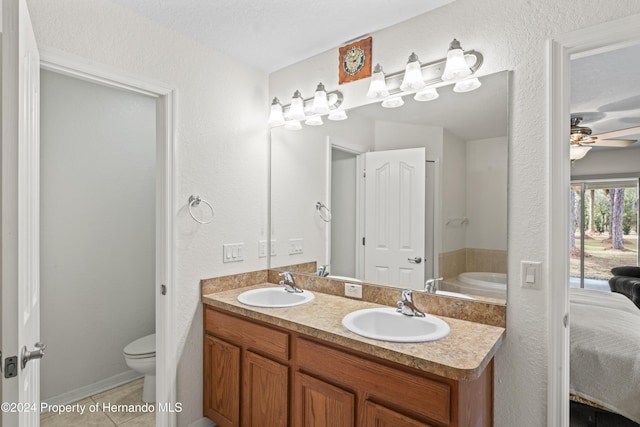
<box><xmin>407</xmin><ymin>257</ymin><xmax>423</xmax><ymax>264</ymax></box>
<box><xmin>21</xmin><ymin>342</ymin><xmax>46</xmax><ymax>369</ymax></box>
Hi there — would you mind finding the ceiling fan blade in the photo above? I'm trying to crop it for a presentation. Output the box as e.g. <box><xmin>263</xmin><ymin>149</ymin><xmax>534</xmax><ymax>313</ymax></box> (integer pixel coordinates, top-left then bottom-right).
<box><xmin>592</xmin><ymin>126</ymin><xmax>640</xmax><ymax>140</ymax></box>
<box><xmin>591</xmin><ymin>139</ymin><xmax>637</xmax><ymax>147</ymax></box>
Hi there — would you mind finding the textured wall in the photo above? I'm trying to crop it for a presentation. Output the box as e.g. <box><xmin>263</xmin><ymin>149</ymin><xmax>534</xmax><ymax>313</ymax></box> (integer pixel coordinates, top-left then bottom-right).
<box><xmin>269</xmin><ymin>0</ymin><xmax>640</xmax><ymax>425</ymax></box>
<box><xmin>40</xmin><ymin>70</ymin><xmax>156</xmax><ymax>400</ymax></box>
<box><xmin>26</xmin><ymin>0</ymin><xmax>268</xmax><ymax>424</ymax></box>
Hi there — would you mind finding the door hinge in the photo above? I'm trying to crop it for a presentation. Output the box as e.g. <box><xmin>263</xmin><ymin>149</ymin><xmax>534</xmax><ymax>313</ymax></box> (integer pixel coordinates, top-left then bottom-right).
<box><xmin>4</xmin><ymin>355</ymin><xmax>18</xmax><ymax>378</ymax></box>
<box><xmin>362</xmin><ymin>237</ymin><xmax>365</xmax><ymax>246</ymax></box>
<box><xmin>563</xmin><ymin>313</ymin><xmax>569</xmax><ymax>328</ymax></box>
<box><xmin>363</xmin><ymin>171</ymin><xmax>366</xmax><ymax>178</ymax></box>
<box><xmin>161</xmin><ymin>284</ymin><xmax>167</xmax><ymax>296</ymax></box>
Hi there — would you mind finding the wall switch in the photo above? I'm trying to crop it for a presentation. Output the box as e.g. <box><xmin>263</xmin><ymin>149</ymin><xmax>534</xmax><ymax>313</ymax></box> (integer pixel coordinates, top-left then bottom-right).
<box><xmin>344</xmin><ymin>283</ymin><xmax>363</xmax><ymax>299</ymax></box>
<box><xmin>258</xmin><ymin>240</ymin><xmax>267</xmax><ymax>258</ymax></box>
<box><xmin>223</xmin><ymin>243</ymin><xmax>244</xmax><ymax>263</ymax></box>
<box><xmin>270</xmin><ymin>240</ymin><xmax>277</xmax><ymax>256</ymax></box>
<box><xmin>288</xmin><ymin>238</ymin><xmax>304</xmax><ymax>255</ymax></box>
<box><xmin>521</xmin><ymin>261</ymin><xmax>541</xmax><ymax>288</ymax></box>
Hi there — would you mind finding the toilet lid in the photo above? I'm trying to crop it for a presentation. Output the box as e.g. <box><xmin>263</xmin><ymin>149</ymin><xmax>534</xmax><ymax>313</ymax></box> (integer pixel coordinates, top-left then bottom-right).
<box><xmin>124</xmin><ymin>333</ymin><xmax>155</xmax><ymax>357</ymax></box>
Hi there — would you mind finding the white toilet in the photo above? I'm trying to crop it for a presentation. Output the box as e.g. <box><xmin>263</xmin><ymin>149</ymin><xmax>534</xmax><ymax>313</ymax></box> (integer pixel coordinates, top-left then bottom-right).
<box><xmin>123</xmin><ymin>333</ymin><xmax>156</xmax><ymax>403</ymax></box>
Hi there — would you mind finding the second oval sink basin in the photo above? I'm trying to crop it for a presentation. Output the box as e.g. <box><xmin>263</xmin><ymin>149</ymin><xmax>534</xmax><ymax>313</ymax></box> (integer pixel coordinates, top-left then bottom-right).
<box><xmin>237</xmin><ymin>287</ymin><xmax>315</xmax><ymax>308</ymax></box>
<box><xmin>342</xmin><ymin>307</ymin><xmax>450</xmax><ymax>343</ymax></box>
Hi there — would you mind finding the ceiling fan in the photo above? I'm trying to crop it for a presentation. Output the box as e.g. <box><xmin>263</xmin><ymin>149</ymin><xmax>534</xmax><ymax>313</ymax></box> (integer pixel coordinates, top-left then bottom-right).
<box><xmin>570</xmin><ymin>116</ymin><xmax>639</xmax><ymax>160</ymax></box>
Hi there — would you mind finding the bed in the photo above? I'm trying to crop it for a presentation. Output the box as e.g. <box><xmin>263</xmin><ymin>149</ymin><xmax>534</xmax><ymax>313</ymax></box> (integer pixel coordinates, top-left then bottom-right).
<box><xmin>570</xmin><ymin>288</ymin><xmax>640</xmax><ymax>425</ymax></box>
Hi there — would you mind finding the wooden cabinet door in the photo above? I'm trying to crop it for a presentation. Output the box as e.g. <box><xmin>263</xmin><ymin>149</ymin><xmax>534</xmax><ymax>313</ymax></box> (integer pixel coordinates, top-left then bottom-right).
<box><xmin>364</xmin><ymin>400</ymin><xmax>434</xmax><ymax>427</ymax></box>
<box><xmin>204</xmin><ymin>335</ymin><xmax>240</xmax><ymax>427</ymax></box>
<box><xmin>293</xmin><ymin>372</ymin><xmax>355</xmax><ymax>427</ymax></box>
<box><xmin>243</xmin><ymin>351</ymin><xmax>289</xmax><ymax>427</ymax></box>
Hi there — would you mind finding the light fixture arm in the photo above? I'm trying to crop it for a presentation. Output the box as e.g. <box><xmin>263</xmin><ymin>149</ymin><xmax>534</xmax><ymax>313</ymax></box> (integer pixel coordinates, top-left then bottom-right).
<box><xmin>382</xmin><ymin>49</ymin><xmax>483</xmax><ymax>95</ymax></box>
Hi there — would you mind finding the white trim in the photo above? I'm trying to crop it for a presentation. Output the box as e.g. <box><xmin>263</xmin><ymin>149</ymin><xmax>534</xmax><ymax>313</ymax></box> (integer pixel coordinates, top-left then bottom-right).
<box><xmin>188</xmin><ymin>417</ymin><xmax>216</xmax><ymax>427</ymax></box>
<box><xmin>39</xmin><ymin>48</ymin><xmax>178</xmax><ymax>427</ymax></box>
<box><xmin>547</xmin><ymin>13</ymin><xmax>640</xmax><ymax>427</ymax></box>
<box><xmin>42</xmin><ymin>371</ymin><xmax>143</xmax><ymax>409</ymax></box>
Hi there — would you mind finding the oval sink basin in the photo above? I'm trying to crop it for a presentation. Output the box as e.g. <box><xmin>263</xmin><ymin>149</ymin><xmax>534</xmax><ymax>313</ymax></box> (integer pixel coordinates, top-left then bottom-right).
<box><xmin>342</xmin><ymin>307</ymin><xmax>450</xmax><ymax>343</ymax></box>
<box><xmin>237</xmin><ymin>287</ymin><xmax>315</xmax><ymax>308</ymax></box>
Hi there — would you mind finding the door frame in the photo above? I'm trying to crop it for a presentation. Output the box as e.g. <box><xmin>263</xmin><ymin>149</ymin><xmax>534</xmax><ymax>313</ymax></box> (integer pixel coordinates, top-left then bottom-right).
<box><xmin>547</xmin><ymin>13</ymin><xmax>640</xmax><ymax>426</ymax></box>
<box><xmin>39</xmin><ymin>48</ymin><xmax>178</xmax><ymax>427</ymax></box>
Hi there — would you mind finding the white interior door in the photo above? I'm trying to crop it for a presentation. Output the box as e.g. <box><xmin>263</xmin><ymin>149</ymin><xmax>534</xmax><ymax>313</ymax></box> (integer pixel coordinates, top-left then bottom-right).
<box><xmin>364</xmin><ymin>148</ymin><xmax>425</xmax><ymax>288</ymax></box>
<box><xmin>2</xmin><ymin>0</ymin><xmax>42</xmax><ymax>425</ymax></box>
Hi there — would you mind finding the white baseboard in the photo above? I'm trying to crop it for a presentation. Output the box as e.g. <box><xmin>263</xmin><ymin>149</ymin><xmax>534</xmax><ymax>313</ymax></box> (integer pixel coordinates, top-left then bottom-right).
<box><xmin>42</xmin><ymin>370</ymin><xmax>143</xmax><ymax>409</ymax></box>
<box><xmin>188</xmin><ymin>418</ymin><xmax>215</xmax><ymax>427</ymax></box>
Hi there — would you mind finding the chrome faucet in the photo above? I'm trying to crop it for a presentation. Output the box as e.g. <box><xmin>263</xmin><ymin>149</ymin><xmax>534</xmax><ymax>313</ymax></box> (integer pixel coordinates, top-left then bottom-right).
<box><xmin>279</xmin><ymin>271</ymin><xmax>303</xmax><ymax>293</ymax></box>
<box><xmin>424</xmin><ymin>277</ymin><xmax>444</xmax><ymax>294</ymax></box>
<box><xmin>317</xmin><ymin>265</ymin><xmax>330</xmax><ymax>277</ymax></box>
<box><xmin>396</xmin><ymin>289</ymin><xmax>425</xmax><ymax>317</ymax></box>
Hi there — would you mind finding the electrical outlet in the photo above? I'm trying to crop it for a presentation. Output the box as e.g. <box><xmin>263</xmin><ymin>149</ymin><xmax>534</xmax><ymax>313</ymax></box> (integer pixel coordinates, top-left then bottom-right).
<box><xmin>258</xmin><ymin>240</ymin><xmax>267</xmax><ymax>258</ymax></box>
<box><xmin>344</xmin><ymin>283</ymin><xmax>363</xmax><ymax>299</ymax></box>
<box><xmin>270</xmin><ymin>240</ymin><xmax>277</xmax><ymax>256</ymax></box>
<box><xmin>288</xmin><ymin>238</ymin><xmax>304</xmax><ymax>255</ymax></box>
<box><xmin>223</xmin><ymin>243</ymin><xmax>244</xmax><ymax>263</ymax></box>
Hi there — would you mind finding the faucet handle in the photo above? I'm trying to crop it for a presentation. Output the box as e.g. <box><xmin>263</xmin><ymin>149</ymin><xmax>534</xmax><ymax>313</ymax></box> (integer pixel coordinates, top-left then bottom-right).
<box><xmin>424</xmin><ymin>277</ymin><xmax>444</xmax><ymax>293</ymax></box>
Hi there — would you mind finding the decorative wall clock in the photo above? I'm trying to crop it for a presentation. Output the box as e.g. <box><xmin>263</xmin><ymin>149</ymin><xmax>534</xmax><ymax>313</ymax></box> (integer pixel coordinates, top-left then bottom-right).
<box><xmin>339</xmin><ymin>37</ymin><xmax>372</xmax><ymax>84</ymax></box>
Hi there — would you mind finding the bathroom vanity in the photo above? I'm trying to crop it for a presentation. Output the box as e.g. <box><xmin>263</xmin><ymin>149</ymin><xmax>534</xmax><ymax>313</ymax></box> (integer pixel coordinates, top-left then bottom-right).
<box><xmin>201</xmin><ymin>276</ymin><xmax>504</xmax><ymax>427</ymax></box>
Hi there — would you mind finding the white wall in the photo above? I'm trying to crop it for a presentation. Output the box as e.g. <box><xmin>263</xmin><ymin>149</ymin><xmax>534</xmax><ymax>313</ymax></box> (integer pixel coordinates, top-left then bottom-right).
<box><xmin>442</xmin><ymin>130</ymin><xmax>466</xmax><ymax>252</ymax></box>
<box><xmin>571</xmin><ymin>146</ymin><xmax>640</xmax><ymax>177</ymax></box>
<box><xmin>269</xmin><ymin>1</ymin><xmax>640</xmax><ymax>425</ymax></box>
<box><xmin>40</xmin><ymin>70</ymin><xmax>156</xmax><ymax>399</ymax></box>
<box><xmin>330</xmin><ymin>149</ymin><xmax>357</xmax><ymax>277</ymax></box>
<box><xmin>466</xmin><ymin>136</ymin><xmax>508</xmax><ymax>250</ymax></box>
<box><xmin>26</xmin><ymin>0</ymin><xmax>269</xmax><ymax>424</ymax></box>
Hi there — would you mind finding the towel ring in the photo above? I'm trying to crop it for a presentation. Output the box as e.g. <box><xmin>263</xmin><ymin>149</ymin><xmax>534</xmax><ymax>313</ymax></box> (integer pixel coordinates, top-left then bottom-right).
<box><xmin>316</xmin><ymin>202</ymin><xmax>332</xmax><ymax>222</ymax></box>
<box><xmin>189</xmin><ymin>195</ymin><xmax>215</xmax><ymax>224</ymax></box>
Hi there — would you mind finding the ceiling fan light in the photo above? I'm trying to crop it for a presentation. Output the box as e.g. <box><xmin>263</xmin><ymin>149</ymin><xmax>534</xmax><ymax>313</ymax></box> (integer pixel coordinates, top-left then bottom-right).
<box><xmin>328</xmin><ymin>110</ymin><xmax>348</xmax><ymax>121</ymax></box>
<box><xmin>381</xmin><ymin>96</ymin><xmax>404</xmax><ymax>109</ymax></box>
<box><xmin>287</xmin><ymin>90</ymin><xmax>306</xmax><ymax>120</ymax></box>
<box><xmin>414</xmin><ymin>87</ymin><xmax>439</xmax><ymax>102</ymax></box>
<box><xmin>400</xmin><ymin>53</ymin><xmax>425</xmax><ymax>92</ymax></box>
<box><xmin>442</xmin><ymin>39</ymin><xmax>472</xmax><ymax>82</ymax></box>
<box><xmin>453</xmin><ymin>77</ymin><xmax>482</xmax><ymax>93</ymax></box>
<box><xmin>570</xmin><ymin>145</ymin><xmax>592</xmax><ymax>160</ymax></box>
<box><xmin>312</xmin><ymin>83</ymin><xmax>330</xmax><ymax>115</ymax></box>
<box><xmin>268</xmin><ymin>97</ymin><xmax>285</xmax><ymax>126</ymax></box>
<box><xmin>367</xmin><ymin>64</ymin><xmax>390</xmax><ymax>99</ymax></box>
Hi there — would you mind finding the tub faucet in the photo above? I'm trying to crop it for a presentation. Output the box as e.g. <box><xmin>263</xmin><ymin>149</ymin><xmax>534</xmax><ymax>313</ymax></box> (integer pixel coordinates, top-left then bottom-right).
<box><xmin>279</xmin><ymin>271</ymin><xmax>303</xmax><ymax>293</ymax></box>
<box><xmin>424</xmin><ymin>277</ymin><xmax>444</xmax><ymax>294</ymax></box>
<box><xmin>317</xmin><ymin>265</ymin><xmax>330</xmax><ymax>277</ymax></box>
<box><xmin>397</xmin><ymin>289</ymin><xmax>425</xmax><ymax>317</ymax></box>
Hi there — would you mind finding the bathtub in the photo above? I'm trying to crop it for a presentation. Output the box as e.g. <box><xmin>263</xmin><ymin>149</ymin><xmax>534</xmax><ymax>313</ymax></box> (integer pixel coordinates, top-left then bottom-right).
<box><xmin>458</xmin><ymin>272</ymin><xmax>507</xmax><ymax>290</ymax></box>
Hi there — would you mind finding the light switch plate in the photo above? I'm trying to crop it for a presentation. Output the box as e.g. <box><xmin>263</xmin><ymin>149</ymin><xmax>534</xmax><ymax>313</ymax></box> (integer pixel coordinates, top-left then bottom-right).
<box><xmin>223</xmin><ymin>243</ymin><xmax>244</xmax><ymax>263</ymax></box>
<box><xmin>521</xmin><ymin>261</ymin><xmax>541</xmax><ymax>289</ymax></box>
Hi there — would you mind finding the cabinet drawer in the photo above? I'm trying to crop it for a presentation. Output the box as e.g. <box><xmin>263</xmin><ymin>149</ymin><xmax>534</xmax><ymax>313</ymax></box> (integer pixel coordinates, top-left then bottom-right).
<box><xmin>297</xmin><ymin>337</ymin><xmax>451</xmax><ymax>425</ymax></box>
<box><xmin>205</xmin><ymin>307</ymin><xmax>290</xmax><ymax>361</ymax></box>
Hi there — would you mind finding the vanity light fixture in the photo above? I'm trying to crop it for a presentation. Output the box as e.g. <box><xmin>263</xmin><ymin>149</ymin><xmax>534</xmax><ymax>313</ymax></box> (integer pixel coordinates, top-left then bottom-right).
<box><xmin>453</xmin><ymin>77</ymin><xmax>482</xmax><ymax>93</ymax></box>
<box><xmin>312</xmin><ymin>83</ymin><xmax>330</xmax><ymax>115</ymax></box>
<box><xmin>268</xmin><ymin>97</ymin><xmax>285</xmax><ymax>125</ymax></box>
<box><xmin>442</xmin><ymin>39</ymin><xmax>472</xmax><ymax>82</ymax></box>
<box><xmin>365</xmin><ymin>39</ymin><xmax>483</xmax><ymax>109</ymax></box>
<box><xmin>414</xmin><ymin>87</ymin><xmax>439</xmax><ymax>102</ymax></box>
<box><xmin>399</xmin><ymin>52</ymin><xmax>426</xmax><ymax>92</ymax></box>
<box><xmin>366</xmin><ymin>64</ymin><xmax>390</xmax><ymax>99</ymax></box>
<box><xmin>328</xmin><ymin>110</ymin><xmax>348</xmax><ymax>121</ymax></box>
<box><xmin>269</xmin><ymin>84</ymin><xmax>345</xmax><ymax>129</ymax></box>
<box><xmin>287</xmin><ymin>90</ymin><xmax>306</xmax><ymax>120</ymax></box>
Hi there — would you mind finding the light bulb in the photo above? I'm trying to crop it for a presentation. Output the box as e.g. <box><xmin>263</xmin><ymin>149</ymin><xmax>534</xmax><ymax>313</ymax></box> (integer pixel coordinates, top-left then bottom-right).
<box><xmin>366</xmin><ymin>64</ymin><xmax>390</xmax><ymax>99</ymax></box>
<box><xmin>312</xmin><ymin>83</ymin><xmax>330</xmax><ymax>115</ymax></box>
<box><xmin>453</xmin><ymin>77</ymin><xmax>482</xmax><ymax>93</ymax></box>
<box><xmin>328</xmin><ymin>110</ymin><xmax>348</xmax><ymax>121</ymax></box>
<box><xmin>400</xmin><ymin>53</ymin><xmax>425</xmax><ymax>92</ymax></box>
<box><xmin>442</xmin><ymin>39</ymin><xmax>472</xmax><ymax>82</ymax></box>
<box><xmin>287</xmin><ymin>90</ymin><xmax>306</xmax><ymax>120</ymax></box>
<box><xmin>268</xmin><ymin>97</ymin><xmax>285</xmax><ymax>125</ymax></box>
<box><xmin>414</xmin><ymin>87</ymin><xmax>439</xmax><ymax>102</ymax></box>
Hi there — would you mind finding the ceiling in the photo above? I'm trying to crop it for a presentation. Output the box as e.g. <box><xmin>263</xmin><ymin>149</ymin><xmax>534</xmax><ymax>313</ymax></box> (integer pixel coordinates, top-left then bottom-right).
<box><xmin>571</xmin><ymin>43</ymin><xmax>640</xmax><ymax>150</ymax></box>
<box><xmin>107</xmin><ymin>0</ymin><xmax>453</xmax><ymax>73</ymax></box>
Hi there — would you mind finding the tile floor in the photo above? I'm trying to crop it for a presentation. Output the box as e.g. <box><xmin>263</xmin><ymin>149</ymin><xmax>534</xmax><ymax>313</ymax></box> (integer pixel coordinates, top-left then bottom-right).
<box><xmin>41</xmin><ymin>379</ymin><xmax>155</xmax><ymax>426</ymax></box>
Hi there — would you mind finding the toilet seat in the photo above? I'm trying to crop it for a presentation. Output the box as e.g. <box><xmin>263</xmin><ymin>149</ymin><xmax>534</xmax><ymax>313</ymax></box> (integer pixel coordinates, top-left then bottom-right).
<box><xmin>123</xmin><ymin>333</ymin><xmax>155</xmax><ymax>359</ymax></box>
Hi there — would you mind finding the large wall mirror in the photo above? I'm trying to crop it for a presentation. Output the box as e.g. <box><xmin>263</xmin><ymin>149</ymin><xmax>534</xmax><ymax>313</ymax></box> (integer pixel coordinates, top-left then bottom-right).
<box><xmin>269</xmin><ymin>70</ymin><xmax>508</xmax><ymax>304</ymax></box>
